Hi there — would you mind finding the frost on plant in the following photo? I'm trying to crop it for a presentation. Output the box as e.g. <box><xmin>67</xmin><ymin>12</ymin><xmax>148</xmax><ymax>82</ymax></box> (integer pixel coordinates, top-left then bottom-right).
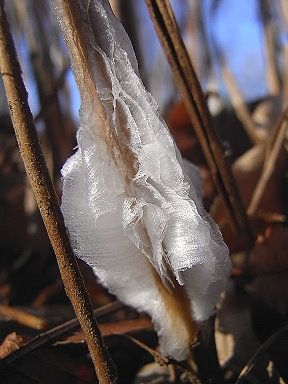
<box><xmin>55</xmin><ymin>0</ymin><xmax>231</xmax><ymax>360</ymax></box>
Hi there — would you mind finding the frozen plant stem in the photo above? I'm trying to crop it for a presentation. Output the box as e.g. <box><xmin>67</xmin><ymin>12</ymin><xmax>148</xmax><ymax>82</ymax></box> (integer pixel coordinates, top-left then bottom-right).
<box><xmin>55</xmin><ymin>0</ymin><xmax>198</xmax><ymax>357</ymax></box>
<box><xmin>0</xmin><ymin>2</ymin><xmax>117</xmax><ymax>383</ymax></box>
<box><xmin>57</xmin><ymin>0</ymin><xmax>230</xmax><ymax>365</ymax></box>
<box><xmin>145</xmin><ymin>0</ymin><xmax>254</xmax><ymax>249</ymax></box>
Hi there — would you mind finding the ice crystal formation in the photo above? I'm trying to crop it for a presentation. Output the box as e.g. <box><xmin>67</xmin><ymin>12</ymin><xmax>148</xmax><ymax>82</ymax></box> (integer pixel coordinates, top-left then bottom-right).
<box><xmin>56</xmin><ymin>0</ymin><xmax>231</xmax><ymax>360</ymax></box>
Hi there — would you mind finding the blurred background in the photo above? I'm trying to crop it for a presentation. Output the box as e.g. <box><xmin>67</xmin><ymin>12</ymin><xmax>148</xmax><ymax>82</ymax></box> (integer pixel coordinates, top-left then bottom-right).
<box><xmin>0</xmin><ymin>1</ymin><xmax>287</xmax><ymax>383</ymax></box>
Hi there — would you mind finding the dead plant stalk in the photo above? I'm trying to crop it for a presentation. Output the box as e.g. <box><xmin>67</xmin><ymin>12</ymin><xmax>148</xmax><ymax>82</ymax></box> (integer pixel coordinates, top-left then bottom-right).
<box><xmin>145</xmin><ymin>0</ymin><xmax>254</xmax><ymax>249</ymax></box>
<box><xmin>0</xmin><ymin>1</ymin><xmax>117</xmax><ymax>383</ymax></box>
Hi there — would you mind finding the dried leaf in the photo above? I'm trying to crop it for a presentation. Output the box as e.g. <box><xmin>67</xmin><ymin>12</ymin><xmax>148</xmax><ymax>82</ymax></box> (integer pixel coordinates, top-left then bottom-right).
<box><xmin>0</xmin><ymin>332</ymin><xmax>24</xmax><ymax>358</ymax></box>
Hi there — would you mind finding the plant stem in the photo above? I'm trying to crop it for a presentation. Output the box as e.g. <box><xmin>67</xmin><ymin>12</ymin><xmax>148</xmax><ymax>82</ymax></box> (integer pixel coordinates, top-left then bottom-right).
<box><xmin>0</xmin><ymin>2</ymin><xmax>117</xmax><ymax>383</ymax></box>
<box><xmin>193</xmin><ymin>316</ymin><xmax>224</xmax><ymax>384</ymax></box>
<box><xmin>145</xmin><ymin>0</ymin><xmax>254</xmax><ymax>249</ymax></box>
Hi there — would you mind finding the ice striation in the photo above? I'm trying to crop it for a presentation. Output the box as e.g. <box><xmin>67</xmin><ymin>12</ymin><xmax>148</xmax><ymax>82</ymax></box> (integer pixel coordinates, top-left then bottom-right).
<box><xmin>54</xmin><ymin>0</ymin><xmax>231</xmax><ymax>360</ymax></box>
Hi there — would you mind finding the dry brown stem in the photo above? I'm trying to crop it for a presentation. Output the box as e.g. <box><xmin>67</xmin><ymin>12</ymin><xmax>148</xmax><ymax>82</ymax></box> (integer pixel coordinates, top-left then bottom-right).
<box><xmin>145</xmin><ymin>0</ymin><xmax>253</xmax><ymax>248</ymax></box>
<box><xmin>124</xmin><ymin>334</ymin><xmax>170</xmax><ymax>366</ymax></box>
<box><xmin>0</xmin><ymin>1</ymin><xmax>117</xmax><ymax>382</ymax></box>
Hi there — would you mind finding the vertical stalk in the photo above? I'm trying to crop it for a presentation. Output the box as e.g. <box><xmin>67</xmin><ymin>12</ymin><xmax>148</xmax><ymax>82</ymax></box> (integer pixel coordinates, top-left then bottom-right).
<box><xmin>0</xmin><ymin>1</ymin><xmax>117</xmax><ymax>383</ymax></box>
<box><xmin>193</xmin><ymin>316</ymin><xmax>224</xmax><ymax>384</ymax></box>
<box><xmin>145</xmin><ymin>0</ymin><xmax>254</xmax><ymax>249</ymax></box>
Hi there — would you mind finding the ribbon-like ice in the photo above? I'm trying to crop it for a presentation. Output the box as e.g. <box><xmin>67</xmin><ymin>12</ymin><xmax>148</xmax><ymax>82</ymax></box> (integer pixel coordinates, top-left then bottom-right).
<box><xmin>55</xmin><ymin>0</ymin><xmax>231</xmax><ymax>360</ymax></box>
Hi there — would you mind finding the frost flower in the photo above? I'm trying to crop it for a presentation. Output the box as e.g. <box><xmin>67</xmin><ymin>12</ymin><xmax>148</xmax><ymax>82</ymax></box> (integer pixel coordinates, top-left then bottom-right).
<box><xmin>56</xmin><ymin>0</ymin><xmax>231</xmax><ymax>360</ymax></box>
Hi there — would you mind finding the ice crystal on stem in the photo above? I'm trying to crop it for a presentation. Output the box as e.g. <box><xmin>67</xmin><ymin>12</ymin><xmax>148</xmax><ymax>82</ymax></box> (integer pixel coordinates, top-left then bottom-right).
<box><xmin>56</xmin><ymin>0</ymin><xmax>231</xmax><ymax>360</ymax></box>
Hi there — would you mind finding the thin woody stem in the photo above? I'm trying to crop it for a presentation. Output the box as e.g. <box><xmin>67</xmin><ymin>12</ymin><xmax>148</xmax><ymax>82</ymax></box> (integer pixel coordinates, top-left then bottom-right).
<box><xmin>0</xmin><ymin>2</ymin><xmax>117</xmax><ymax>383</ymax></box>
<box><xmin>145</xmin><ymin>0</ymin><xmax>254</xmax><ymax>249</ymax></box>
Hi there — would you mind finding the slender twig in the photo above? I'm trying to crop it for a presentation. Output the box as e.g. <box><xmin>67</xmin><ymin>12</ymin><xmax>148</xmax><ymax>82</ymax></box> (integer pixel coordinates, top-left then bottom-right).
<box><xmin>0</xmin><ymin>2</ymin><xmax>117</xmax><ymax>383</ymax></box>
<box><xmin>193</xmin><ymin>316</ymin><xmax>224</xmax><ymax>384</ymax></box>
<box><xmin>123</xmin><ymin>334</ymin><xmax>170</xmax><ymax>366</ymax></box>
<box><xmin>119</xmin><ymin>334</ymin><xmax>200</xmax><ymax>379</ymax></box>
<box><xmin>248</xmin><ymin>106</ymin><xmax>288</xmax><ymax>216</ymax></box>
<box><xmin>1</xmin><ymin>301</ymin><xmax>123</xmax><ymax>367</ymax></box>
<box><xmin>145</xmin><ymin>0</ymin><xmax>254</xmax><ymax>248</ymax></box>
